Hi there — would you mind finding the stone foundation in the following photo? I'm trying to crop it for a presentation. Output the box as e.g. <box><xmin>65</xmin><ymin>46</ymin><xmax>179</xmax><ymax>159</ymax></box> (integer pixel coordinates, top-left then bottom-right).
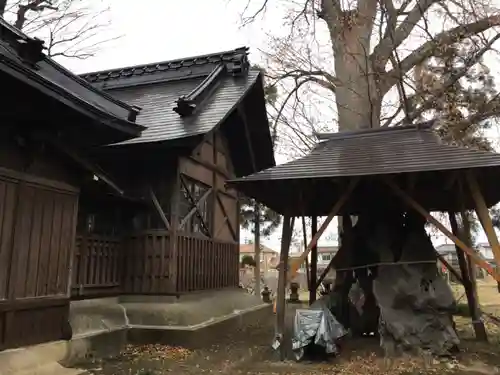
<box><xmin>0</xmin><ymin>288</ymin><xmax>271</xmax><ymax>374</ymax></box>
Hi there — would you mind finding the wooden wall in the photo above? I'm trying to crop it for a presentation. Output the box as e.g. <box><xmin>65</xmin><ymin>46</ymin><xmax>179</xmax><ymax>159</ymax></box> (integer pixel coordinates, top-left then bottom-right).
<box><xmin>0</xmin><ymin>167</ymin><xmax>78</xmax><ymax>350</ymax></box>
<box><xmin>178</xmin><ymin>131</ymin><xmax>239</xmax><ymax>243</ymax></box>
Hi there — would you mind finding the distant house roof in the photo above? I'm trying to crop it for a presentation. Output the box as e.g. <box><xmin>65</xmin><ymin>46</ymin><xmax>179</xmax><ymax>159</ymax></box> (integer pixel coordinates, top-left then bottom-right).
<box><xmin>227</xmin><ymin>123</ymin><xmax>500</xmax><ymax>216</ymax></box>
<box><xmin>317</xmin><ymin>246</ymin><xmax>338</xmax><ymax>254</ymax></box>
<box><xmin>240</xmin><ymin>244</ymin><xmax>278</xmax><ymax>255</ymax></box>
<box><xmin>0</xmin><ymin>18</ymin><xmax>142</xmax><ymax>139</ymax></box>
<box><xmin>81</xmin><ymin>47</ymin><xmax>275</xmax><ymax>176</ymax></box>
<box><xmin>436</xmin><ymin>244</ymin><xmax>457</xmax><ymax>255</ymax></box>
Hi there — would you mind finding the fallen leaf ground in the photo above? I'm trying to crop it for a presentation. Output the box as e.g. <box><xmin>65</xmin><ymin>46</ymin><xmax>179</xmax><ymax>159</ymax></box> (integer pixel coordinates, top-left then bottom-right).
<box><xmin>78</xmin><ymin>281</ymin><xmax>500</xmax><ymax>375</ymax></box>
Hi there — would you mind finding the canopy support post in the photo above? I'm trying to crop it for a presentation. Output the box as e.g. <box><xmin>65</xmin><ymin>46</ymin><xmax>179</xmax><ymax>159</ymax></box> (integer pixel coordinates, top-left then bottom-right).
<box><xmin>273</xmin><ymin>178</ymin><xmax>358</xmax><ymax>313</ymax></box>
<box><xmin>449</xmin><ymin>211</ymin><xmax>487</xmax><ymax>341</ymax></box>
<box><xmin>275</xmin><ymin>214</ymin><xmax>293</xmax><ymax>361</ymax></box>
<box><xmin>466</xmin><ymin>171</ymin><xmax>500</xmax><ymax>293</ymax></box>
<box><xmin>309</xmin><ymin>216</ymin><xmax>318</xmax><ymax>304</ymax></box>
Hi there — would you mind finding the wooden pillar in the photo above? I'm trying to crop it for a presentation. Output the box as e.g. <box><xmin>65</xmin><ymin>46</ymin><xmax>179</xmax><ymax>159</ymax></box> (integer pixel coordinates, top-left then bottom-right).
<box><xmin>169</xmin><ymin>165</ymin><xmax>181</xmax><ymax>293</ymax></box>
<box><xmin>254</xmin><ymin>202</ymin><xmax>261</xmax><ymax>297</ymax></box>
<box><xmin>275</xmin><ymin>214</ymin><xmax>293</xmax><ymax>361</ymax></box>
<box><xmin>448</xmin><ymin>212</ymin><xmax>487</xmax><ymax>341</ymax></box>
<box><xmin>309</xmin><ymin>216</ymin><xmax>318</xmax><ymax>305</ymax></box>
<box><xmin>301</xmin><ymin>216</ymin><xmax>310</xmax><ymax>289</ymax></box>
<box><xmin>466</xmin><ymin>171</ymin><xmax>500</xmax><ymax>293</ymax></box>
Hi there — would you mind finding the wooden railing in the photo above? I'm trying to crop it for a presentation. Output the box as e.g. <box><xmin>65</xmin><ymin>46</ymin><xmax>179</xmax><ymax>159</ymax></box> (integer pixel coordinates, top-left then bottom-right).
<box><xmin>72</xmin><ymin>231</ymin><xmax>239</xmax><ymax>296</ymax></box>
<box><xmin>72</xmin><ymin>234</ymin><xmax>122</xmax><ymax>297</ymax></box>
<box><xmin>122</xmin><ymin>231</ymin><xmax>172</xmax><ymax>294</ymax></box>
<box><xmin>176</xmin><ymin>234</ymin><xmax>239</xmax><ymax>292</ymax></box>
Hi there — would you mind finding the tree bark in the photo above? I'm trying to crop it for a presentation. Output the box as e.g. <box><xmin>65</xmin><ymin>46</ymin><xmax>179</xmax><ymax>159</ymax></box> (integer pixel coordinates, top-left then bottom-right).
<box><xmin>254</xmin><ymin>202</ymin><xmax>261</xmax><ymax>296</ymax></box>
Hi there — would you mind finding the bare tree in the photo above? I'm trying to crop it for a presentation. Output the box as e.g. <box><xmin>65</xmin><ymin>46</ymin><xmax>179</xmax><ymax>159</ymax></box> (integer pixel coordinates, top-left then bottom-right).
<box><xmin>1</xmin><ymin>0</ymin><xmax>117</xmax><ymax>60</ymax></box>
<box><xmin>240</xmin><ymin>1</ymin><xmax>500</xmax><ymax>153</ymax></box>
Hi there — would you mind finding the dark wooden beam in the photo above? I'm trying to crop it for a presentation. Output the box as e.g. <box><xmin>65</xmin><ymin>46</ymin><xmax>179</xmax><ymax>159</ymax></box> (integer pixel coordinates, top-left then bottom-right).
<box><xmin>309</xmin><ymin>216</ymin><xmax>318</xmax><ymax>305</ymax></box>
<box><xmin>238</xmin><ymin>104</ymin><xmax>258</xmax><ymax>172</ymax></box>
<box><xmin>179</xmin><ymin>187</ymin><xmax>213</xmax><ymax>230</ymax></box>
<box><xmin>149</xmin><ymin>188</ymin><xmax>170</xmax><ymax>230</ymax></box>
<box><xmin>188</xmin><ymin>155</ymin><xmax>231</xmax><ymax>180</ymax></box>
<box><xmin>211</xmin><ymin>133</ymin><xmax>217</xmax><ymax>238</ymax></box>
<box><xmin>385</xmin><ymin>178</ymin><xmax>500</xmax><ymax>280</ymax></box>
<box><xmin>301</xmin><ymin>216</ymin><xmax>310</xmax><ymax>289</ymax></box>
<box><xmin>180</xmin><ymin>174</ymin><xmax>211</xmax><ymax>237</ymax></box>
<box><xmin>287</xmin><ymin>178</ymin><xmax>359</xmax><ymax>281</ymax></box>
<box><xmin>47</xmin><ymin>138</ymin><xmax>124</xmax><ymax>196</ymax></box>
<box><xmin>169</xmin><ymin>164</ymin><xmax>181</xmax><ymax>293</ymax></box>
<box><xmin>275</xmin><ymin>214</ymin><xmax>292</xmax><ymax>361</ymax></box>
<box><xmin>449</xmin><ymin>211</ymin><xmax>487</xmax><ymax>341</ymax></box>
<box><xmin>216</xmin><ymin>193</ymin><xmax>237</xmax><ymax>241</ymax></box>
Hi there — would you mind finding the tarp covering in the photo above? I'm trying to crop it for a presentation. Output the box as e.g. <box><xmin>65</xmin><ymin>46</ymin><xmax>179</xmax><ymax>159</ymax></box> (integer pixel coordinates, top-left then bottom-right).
<box><xmin>291</xmin><ymin>296</ymin><xmax>348</xmax><ymax>360</ymax></box>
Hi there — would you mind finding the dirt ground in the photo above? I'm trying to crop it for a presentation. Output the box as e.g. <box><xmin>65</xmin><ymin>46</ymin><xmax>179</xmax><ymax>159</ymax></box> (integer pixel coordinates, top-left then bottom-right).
<box><xmin>77</xmin><ymin>281</ymin><xmax>500</xmax><ymax>375</ymax></box>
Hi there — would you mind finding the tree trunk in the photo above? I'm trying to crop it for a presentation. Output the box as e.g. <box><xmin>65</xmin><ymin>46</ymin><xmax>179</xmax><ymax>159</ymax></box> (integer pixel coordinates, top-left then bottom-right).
<box><xmin>254</xmin><ymin>202</ymin><xmax>261</xmax><ymax>296</ymax></box>
<box><xmin>325</xmin><ymin>4</ymin><xmax>382</xmax><ymax>131</ymax></box>
<box><xmin>0</xmin><ymin>0</ymin><xmax>7</xmax><ymax>17</ymax></box>
<box><xmin>334</xmin><ymin>45</ymin><xmax>382</xmax><ymax>130</ymax></box>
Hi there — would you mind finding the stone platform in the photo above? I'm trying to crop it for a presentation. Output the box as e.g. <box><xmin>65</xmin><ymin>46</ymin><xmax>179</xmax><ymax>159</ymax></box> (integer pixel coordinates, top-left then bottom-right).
<box><xmin>0</xmin><ymin>288</ymin><xmax>271</xmax><ymax>375</ymax></box>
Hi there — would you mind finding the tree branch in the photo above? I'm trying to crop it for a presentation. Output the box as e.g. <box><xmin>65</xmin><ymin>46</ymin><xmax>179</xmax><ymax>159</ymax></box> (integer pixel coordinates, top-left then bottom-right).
<box><xmin>402</xmin><ymin>32</ymin><xmax>500</xmax><ymax>124</ymax></box>
<box><xmin>382</xmin><ymin>14</ymin><xmax>500</xmax><ymax>94</ymax></box>
<box><xmin>373</xmin><ymin>0</ymin><xmax>439</xmax><ymax>70</ymax></box>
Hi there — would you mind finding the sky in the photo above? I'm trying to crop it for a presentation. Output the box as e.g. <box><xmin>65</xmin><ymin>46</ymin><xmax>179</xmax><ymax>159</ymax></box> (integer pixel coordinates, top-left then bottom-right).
<box><xmin>58</xmin><ymin>0</ymin><xmax>496</xmax><ymax>252</ymax></box>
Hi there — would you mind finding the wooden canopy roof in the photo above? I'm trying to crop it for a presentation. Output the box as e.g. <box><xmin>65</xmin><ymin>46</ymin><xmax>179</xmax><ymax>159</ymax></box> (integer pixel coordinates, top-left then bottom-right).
<box><xmin>227</xmin><ymin>123</ymin><xmax>500</xmax><ymax>216</ymax></box>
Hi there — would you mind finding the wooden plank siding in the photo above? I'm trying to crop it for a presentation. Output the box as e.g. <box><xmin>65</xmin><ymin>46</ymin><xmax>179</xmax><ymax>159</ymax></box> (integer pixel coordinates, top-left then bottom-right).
<box><xmin>0</xmin><ymin>172</ymin><xmax>78</xmax><ymax>350</ymax></box>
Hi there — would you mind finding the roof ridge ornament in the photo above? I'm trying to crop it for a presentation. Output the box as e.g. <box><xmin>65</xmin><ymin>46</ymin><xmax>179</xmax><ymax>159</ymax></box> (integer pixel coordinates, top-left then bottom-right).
<box><xmin>173</xmin><ymin>63</ymin><xmax>227</xmax><ymax>117</ymax></box>
<box><xmin>0</xmin><ymin>17</ymin><xmax>44</xmax><ymax>66</ymax></box>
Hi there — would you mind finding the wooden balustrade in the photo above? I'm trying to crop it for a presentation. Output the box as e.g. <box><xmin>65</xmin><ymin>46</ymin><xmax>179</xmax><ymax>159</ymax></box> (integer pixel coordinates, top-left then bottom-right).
<box><xmin>176</xmin><ymin>234</ymin><xmax>239</xmax><ymax>292</ymax></box>
<box><xmin>122</xmin><ymin>230</ymin><xmax>172</xmax><ymax>294</ymax></box>
<box><xmin>72</xmin><ymin>234</ymin><xmax>122</xmax><ymax>297</ymax></box>
<box><xmin>72</xmin><ymin>231</ymin><xmax>239</xmax><ymax>296</ymax></box>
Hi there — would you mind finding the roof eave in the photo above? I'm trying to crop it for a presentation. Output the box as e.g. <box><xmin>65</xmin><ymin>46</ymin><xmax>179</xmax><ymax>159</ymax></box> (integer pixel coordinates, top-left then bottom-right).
<box><xmin>0</xmin><ymin>54</ymin><xmax>144</xmax><ymax>138</ymax></box>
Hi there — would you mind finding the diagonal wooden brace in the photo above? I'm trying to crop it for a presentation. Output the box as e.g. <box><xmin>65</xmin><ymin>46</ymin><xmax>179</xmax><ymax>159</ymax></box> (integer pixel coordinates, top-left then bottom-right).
<box><xmin>386</xmin><ymin>179</ymin><xmax>500</xmax><ymax>281</ymax></box>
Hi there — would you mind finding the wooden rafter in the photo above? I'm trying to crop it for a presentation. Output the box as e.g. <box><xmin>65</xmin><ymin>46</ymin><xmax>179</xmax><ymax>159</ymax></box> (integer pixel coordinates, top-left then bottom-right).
<box><xmin>149</xmin><ymin>188</ymin><xmax>170</xmax><ymax>230</ymax></box>
<box><xmin>385</xmin><ymin>179</ymin><xmax>500</xmax><ymax>281</ymax></box>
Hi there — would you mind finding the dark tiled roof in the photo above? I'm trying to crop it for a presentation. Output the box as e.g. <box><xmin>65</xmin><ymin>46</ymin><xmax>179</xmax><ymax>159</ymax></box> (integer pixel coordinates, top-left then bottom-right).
<box><xmin>81</xmin><ymin>47</ymin><xmax>250</xmax><ymax>88</ymax></box>
<box><xmin>108</xmin><ymin>70</ymin><xmax>259</xmax><ymax>145</ymax></box>
<box><xmin>80</xmin><ymin>47</ymin><xmax>261</xmax><ymax>145</ymax></box>
<box><xmin>227</xmin><ymin>123</ymin><xmax>500</xmax><ymax>216</ymax></box>
<box><xmin>0</xmin><ymin>18</ymin><xmax>142</xmax><ymax>135</ymax></box>
<box><xmin>81</xmin><ymin>47</ymin><xmax>275</xmax><ymax>176</ymax></box>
